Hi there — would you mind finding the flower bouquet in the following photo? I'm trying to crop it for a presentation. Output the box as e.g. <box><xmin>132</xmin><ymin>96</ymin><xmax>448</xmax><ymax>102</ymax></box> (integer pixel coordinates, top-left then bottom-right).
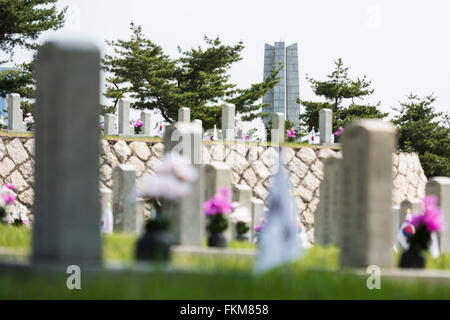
<box><xmin>230</xmin><ymin>202</ymin><xmax>251</xmax><ymax>241</ymax></box>
<box><xmin>133</xmin><ymin>119</ymin><xmax>143</xmax><ymax>134</ymax></box>
<box><xmin>204</xmin><ymin>188</ymin><xmax>232</xmax><ymax>247</ymax></box>
<box><xmin>286</xmin><ymin>128</ymin><xmax>297</xmax><ymax>143</ymax></box>
<box><xmin>253</xmin><ymin>217</ymin><xmax>266</xmax><ymax>244</ymax></box>
<box><xmin>399</xmin><ymin>195</ymin><xmax>446</xmax><ymax>268</ymax></box>
<box><xmin>24</xmin><ymin>113</ymin><xmax>35</xmax><ymax>131</ymax></box>
<box><xmin>136</xmin><ymin>151</ymin><xmax>198</xmax><ymax>261</ymax></box>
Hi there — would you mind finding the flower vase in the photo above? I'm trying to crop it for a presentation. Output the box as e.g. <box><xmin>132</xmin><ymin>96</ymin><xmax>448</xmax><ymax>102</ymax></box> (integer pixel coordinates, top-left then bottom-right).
<box><xmin>235</xmin><ymin>233</ymin><xmax>249</xmax><ymax>242</ymax></box>
<box><xmin>208</xmin><ymin>232</ymin><xmax>227</xmax><ymax>248</ymax></box>
<box><xmin>136</xmin><ymin>230</ymin><xmax>173</xmax><ymax>262</ymax></box>
<box><xmin>399</xmin><ymin>248</ymin><xmax>425</xmax><ymax>269</ymax></box>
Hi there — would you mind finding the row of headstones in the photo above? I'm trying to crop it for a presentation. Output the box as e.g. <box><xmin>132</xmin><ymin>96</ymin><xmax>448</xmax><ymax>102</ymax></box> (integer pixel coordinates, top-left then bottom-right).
<box><xmin>163</xmin><ymin>118</ymin><xmax>264</xmax><ymax>244</ymax></box>
<box><xmin>29</xmin><ymin>41</ymin><xmax>249</xmax><ymax>267</ymax></box>
<box><xmin>98</xmin><ymin>161</ymin><xmax>265</xmax><ymax>243</ymax></box>
<box><xmin>103</xmin><ymin>99</ymin><xmax>153</xmax><ymax>136</ymax></box>
<box><xmin>5</xmin><ymin>91</ymin><xmax>331</xmax><ymax>147</ymax></box>
<box><xmin>314</xmin><ymin>125</ymin><xmax>450</xmax><ymax>267</ymax></box>
<box><xmin>31</xmin><ymin>40</ymin><xmax>432</xmax><ymax>269</ymax></box>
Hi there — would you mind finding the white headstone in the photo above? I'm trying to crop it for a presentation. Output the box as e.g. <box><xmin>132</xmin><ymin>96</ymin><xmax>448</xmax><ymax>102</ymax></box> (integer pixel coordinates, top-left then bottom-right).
<box><xmin>118</xmin><ymin>99</ymin><xmax>131</xmax><ymax>135</ymax></box>
<box><xmin>7</xmin><ymin>93</ymin><xmax>25</xmax><ymax>132</ymax></box>
<box><xmin>339</xmin><ymin>120</ymin><xmax>396</xmax><ymax>268</ymax></box>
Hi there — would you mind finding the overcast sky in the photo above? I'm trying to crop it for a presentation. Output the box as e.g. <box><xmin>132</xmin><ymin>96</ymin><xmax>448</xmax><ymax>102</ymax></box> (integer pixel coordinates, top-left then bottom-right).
<box><xmin>5</xmin><ymin>0</ymin><xmax>450</xmax><ymax>117</ymax></box>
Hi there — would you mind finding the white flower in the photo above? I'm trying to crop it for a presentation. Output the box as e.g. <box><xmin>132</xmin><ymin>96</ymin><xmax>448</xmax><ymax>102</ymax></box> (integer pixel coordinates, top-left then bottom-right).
<box><xmin>137</xmin><ymin>151</ymin><xmax>198</xmax><ymax>201</ymax></box>
<box><xmin>138</xmin><ymin>174</ymin><xmax>191</xmax><ymax>200</ymax></box>
<box><xmin>155</xmin><ymin>152</ymin><xmax>198</xmax><ymax>182</ymax></box>
<box><xmin>24</xmin><ymin>114</ymin><xmax>34</xmax><ymax>124</ymax></box>
<box><xmin>230</xmin><ymin>204</ymin><xmax>251</xmax><ymax>224</ymax></box>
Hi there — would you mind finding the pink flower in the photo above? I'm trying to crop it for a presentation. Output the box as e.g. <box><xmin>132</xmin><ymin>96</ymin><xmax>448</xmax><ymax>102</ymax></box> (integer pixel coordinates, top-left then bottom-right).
<box><xmin>3</xmin><ymin>194</ymin><xmax>15</xmax><ymax>205</ymax></box>
<box><xmin>4</xmin><ymin>183</ymin><xmax>14</xmax><ymax>190</ymax></box>
<box><xmin>254</xmin><ymin>217</ymin><xmax>267</xmax><ymax>232</ymax></box>
<box><xmin>334</xmin><ymin>127</ymin><xmax>344</xmax><ymax>136</ymax></box>
<box><xmin>286</xmin><ymin>128</ymin><xmax>296</xmax><ymax>138</ymax></box>
<box><xmin>133</xmin><ymin>119</ymin><xmax>143</xmax><ymax>128</ymax></box>
<box><xmin>203</xmin><ymin>188</ymin><xmax>232</xmax><ymax>216</ymax></box>
<box><xmin>21</xmin><ymin>215</ymin><xmax>29</xmax><ymax>225</ymax></box>
<box><xmin>204</xmin><ymin>136</ymin><xmax>211</xmax><ymax>141</ymax></box>
<box><xmin>241</xmin><ymin>132</ymin><xmax>249</xmax><ymax>140</ymax></box>
<box><xmin>411</xmin><ymin>195</ymin><xmax>446</xmax><ymax>233</ymax></box>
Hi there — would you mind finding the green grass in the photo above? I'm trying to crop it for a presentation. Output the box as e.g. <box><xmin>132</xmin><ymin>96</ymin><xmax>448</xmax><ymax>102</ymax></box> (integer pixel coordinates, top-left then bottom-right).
<box><xmin>1</xmin><ymin>261</ymin><xmax>450</xmax><ymax>299</ymax></box>
<box><xmin>0</xmin><ymin>131</ymin><xmax>34</xmax><ymax>137</ymax></box>
<box><xmin>1</xmin><ymin>225</ymin><xmax>450</xmax><ymax>299</ymax></box>
<box><xmin>103</xmin><ymin>135</ymin><xmax>162</xmax><ymax>142</ymax></box>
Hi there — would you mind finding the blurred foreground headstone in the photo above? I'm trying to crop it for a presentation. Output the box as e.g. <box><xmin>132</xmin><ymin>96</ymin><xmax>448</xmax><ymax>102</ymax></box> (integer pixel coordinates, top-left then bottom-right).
<box><xmin>32</xmin><ymin>40</ymin><xmax>102</xmax><ymax>267</ymax></box>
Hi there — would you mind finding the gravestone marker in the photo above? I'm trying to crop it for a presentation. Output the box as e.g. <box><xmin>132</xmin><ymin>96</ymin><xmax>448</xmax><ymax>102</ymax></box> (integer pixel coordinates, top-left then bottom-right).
<box><xmin>103</xmin><ymin>114</ymin><xmax>116</xmax><ymax>136</ymax></box>
<box><xmin>178</xmin><ymin>107</ymin><xmax>190</xmax><ymax>123</ymax></box>
<box><xmin>222</xmin><ymin>104</ymin><xmax>235</xmax><ymax>142</ymax></box>
<box><xmin>339</xmin><ymin>120</ymin><xmax>396</xmax><ymax>268</ymax></box>
<box><xmin>163</xmin><ymin>122</ymin><xmax>204</xmax><ymax>245</ymax></box>
<box><xmin>193</xmin><ymin>119</ymin><xmax>202</xmax><ymax>131</ymax></box>
<box><xmin>315</xmin><ymin>156</ymin><xmax>341</xmax><ymax>246</ymax></box>
<box><xmin>7</xmin><ymin>93</ymin><xmax>25</xmax><ymax>132</ymax></box>
<box><xmin>251</xmin><ymin>198</ymin><xmax>265</xmax><ymax>242</ymax></box>
<box><xmin>140</xmin><ymin>111</ymin><xmax>152</xmax><ymax>136</ymax></box>
<box><xmin>112</xmin><ymin>164</ymin><xmax>137</xmax><ymax>233</ymax></box>
<box><xmin>205</xmin><ymin>161</ymin><xmax>232</xmax><ymax>240</ymax></box>
<box><xmin>425</xmin><ymin>177</ymin><xmax>450</xmax><ymax>253</ymax></box>
<box><xmin>118</xmin><ymin>99</ymin><xmax>131</xmax><ymax>135</ymax></box>
<box><xmin>272</xmin><ymin>112</ymin><xmax>285</xmax><ymax>146</ymax></box>
<box><xmin>319</xmin><ymin>108</ymin><xmax>332</xmax><ymax>144</ymax></box>
<box><xmin>32</xmin><ymin>40</ymin><xmax>102</xmax><ymax>267</ymax></box>
<box><xmin>136</xmin><ymin>197</ymin><xmax>146</xmax><ymax>235</ymax></box>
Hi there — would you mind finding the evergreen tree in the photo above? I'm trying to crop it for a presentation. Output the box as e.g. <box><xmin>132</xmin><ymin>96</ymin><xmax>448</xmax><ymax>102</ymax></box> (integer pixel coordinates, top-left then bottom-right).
<box><xmin>102</xmin><ymin>22</ymin><xmax>281</xmax><ymax>129</ymax></box>
<box><xmin>298</xmin><ymin>58</ymin><xmax>387</xmax><ymax>134</ymax></box>
<box><xmin>0</xmin><ymin>0</ymin><xmax>67</xmax><ymax>114</ymax></box>
<box><xmin>392</xmin><ymin>94</ymin><xmax>450</xmax><ymax>177</ymax></box>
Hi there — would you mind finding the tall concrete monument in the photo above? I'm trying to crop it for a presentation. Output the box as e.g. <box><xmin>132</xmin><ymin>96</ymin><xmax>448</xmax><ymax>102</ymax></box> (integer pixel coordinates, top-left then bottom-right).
<box><xmin>262</xmin><ymin>42</ymin><xmax>300</xmax><ymax>126</ymax></box>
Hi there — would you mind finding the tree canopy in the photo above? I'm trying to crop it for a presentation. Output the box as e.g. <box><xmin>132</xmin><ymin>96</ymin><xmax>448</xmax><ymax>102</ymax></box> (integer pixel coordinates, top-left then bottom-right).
<box><xmin>392</xmin><ymin>94</ymin><xmax>450</xmax><ymax>177</ymax></box>
<box><xmin>0</xmin><ymin>0</ymin><xmax>67</xmax><ymax>113</ymax></box>
<box><xmin>298</xmin><ymin>58</ymin><xmax>387</xmax><ymax>133</ymax></box>
<box><xmin>102</xmin><ymin>22</ymin><xmax>281</xmax><ymax>129</ymax></box>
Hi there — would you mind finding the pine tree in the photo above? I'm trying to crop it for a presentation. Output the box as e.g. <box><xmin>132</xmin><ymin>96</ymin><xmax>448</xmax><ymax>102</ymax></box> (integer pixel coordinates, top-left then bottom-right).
<box><xmin>102</xmin><ymin>22</ymin><xmax>281</xmax><ymax>129</ymax></box>
<box><xmin>298</xmin><ymin>58</ymin><xmax>387</xmax><ymax>134</ymax></box>
<box><xmin>392</xmin><ymin>94</ymin><xmax>450</xmax><ymax>177</ymax></box>
<box><xmin>0</xmin><ymin>0</ymin><xmax>67</xmax><ymax>114</ymax></box>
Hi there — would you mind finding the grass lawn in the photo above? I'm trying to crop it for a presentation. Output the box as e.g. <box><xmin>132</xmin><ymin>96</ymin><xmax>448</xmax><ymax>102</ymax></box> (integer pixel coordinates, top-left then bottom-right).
<box><xmin>0</xmin><ymin>224</ymin><xmax>449</xmax><ymax>299</ymax></box>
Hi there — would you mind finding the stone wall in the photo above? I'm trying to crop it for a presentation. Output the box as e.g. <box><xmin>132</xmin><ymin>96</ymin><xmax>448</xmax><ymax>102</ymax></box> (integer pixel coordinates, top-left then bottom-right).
<box><xmin>0</xmin><ymin>135</ymin><xmax>427</xmax><ymax>238</ymax></box>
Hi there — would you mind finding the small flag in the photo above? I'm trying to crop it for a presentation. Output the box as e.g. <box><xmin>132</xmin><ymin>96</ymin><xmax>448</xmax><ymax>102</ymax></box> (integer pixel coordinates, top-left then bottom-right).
<box><xmin>213</xmin><ymin>124</ymin><xmax>218</xmax><ymax>141</ymax></box>
<box><xmin>253</xmin><ymin>154</ymin><xmax>303</xmax><ymax>274</ymax></box>
<box><xmin>397</xmin><ymin>211</ymin><xmax>414</xmax><ymax>249</ymax></box>
<box><xmin>396</xmin><ymin>210</ymin><xmax>440</xmax><ymax>258</ymax></box>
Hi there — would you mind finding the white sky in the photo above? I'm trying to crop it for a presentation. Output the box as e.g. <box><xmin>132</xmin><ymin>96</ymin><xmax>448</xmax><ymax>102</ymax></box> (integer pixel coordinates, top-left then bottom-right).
<box><xmin>4</xmin><ymin>0</ymin><xmax>450</xmax><ymax>117</ymax></box>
